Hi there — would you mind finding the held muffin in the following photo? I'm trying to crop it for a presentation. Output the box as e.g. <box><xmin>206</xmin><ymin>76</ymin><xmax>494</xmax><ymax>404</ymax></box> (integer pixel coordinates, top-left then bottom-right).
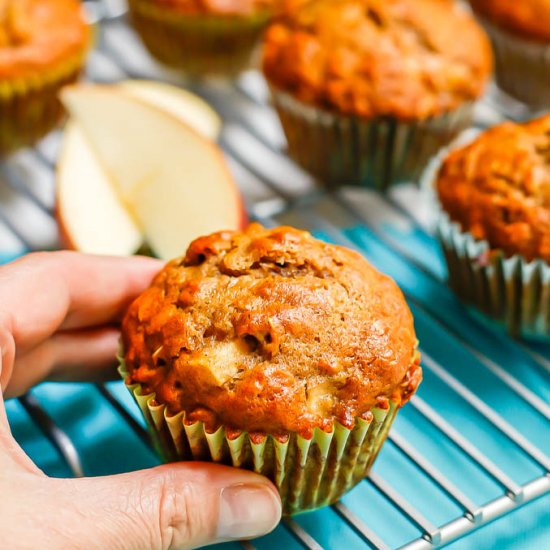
<box><xmin>262</xmin><ymin>0</ymin><xmax>492</xmax><ymax>191</ymax></box>
<box><xmin>0</xmin><ymin>0</ymin><xmax>91</xmax><ymax>155</ymax></box>
<box><xmin>435</xmin><ymin>115</ymin><xmax>550</xmax><ymax>339</ymax></box>
<box><xmin>127</xmin><ymin>0</ymin><xmax>279</xmax><ymax>77</ymax></box>
<box><xmin>469</xmin><ymin>0</ymin><xmax>550</xmax><ymax>108</ymax></box>
<box><xmin>120</xmin><ymin>224</ymin><xmax>422</xmax><ymax>514</ymax></box>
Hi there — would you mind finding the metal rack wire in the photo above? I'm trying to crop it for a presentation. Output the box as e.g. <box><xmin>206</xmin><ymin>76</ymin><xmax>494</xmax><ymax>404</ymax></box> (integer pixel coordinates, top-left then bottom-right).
<box><xmin>1</xmin><ymin>2</ymin><xmax>549</xmax><ymax>549</ymax></box>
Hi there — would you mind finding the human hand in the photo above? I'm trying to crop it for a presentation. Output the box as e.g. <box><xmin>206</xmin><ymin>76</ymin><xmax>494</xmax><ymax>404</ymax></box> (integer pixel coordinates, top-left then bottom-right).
<box><xmin>0</xmin><ymin>252</ymin><xmax>281</xmax><ymax>549</ymax></box>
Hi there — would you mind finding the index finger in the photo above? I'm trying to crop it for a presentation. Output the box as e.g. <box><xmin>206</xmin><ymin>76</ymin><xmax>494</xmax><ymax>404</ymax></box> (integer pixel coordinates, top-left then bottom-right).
<box><xmin>0</xmin><ymin>251</ymin><xmax>162</xmax><ymax>349</ymax></box>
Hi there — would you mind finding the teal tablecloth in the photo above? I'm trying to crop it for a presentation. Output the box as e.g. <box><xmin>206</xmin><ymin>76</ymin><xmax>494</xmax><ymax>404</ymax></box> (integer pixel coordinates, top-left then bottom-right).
<box><xmin>3</xmin><ymin>226</ymin><xmax>550</xmax><ymax>549</ymax></box>
<box><xmin>6</xmin><ymin>382</ymin><xmax>550</xmax><ymax>549</ymax></box>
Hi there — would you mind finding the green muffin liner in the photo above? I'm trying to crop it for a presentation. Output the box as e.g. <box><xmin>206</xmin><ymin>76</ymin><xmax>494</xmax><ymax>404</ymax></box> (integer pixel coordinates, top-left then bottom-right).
<box><xmin>438</xmin><ymin>213</ymin><xmax>550</xmax><ymax>341</ymax></box>
<box><xmin>128</xmin><ymin>0</ymin><xmax>272</xmax><ymax>77</ymax></box>
<box><xmin>118</xmin><ymin>355</ymin><xmax>398</xmax><ymax>515</ymax></box>
<box><xmin>477</xmin><ymin>15</ymin><xmax>550</xmax><ymax>108</ymax></box>
<box><xmin>0</xmin><ymin>52</ymin><xmax>88</xmax><ymax>156</ymax></box>
<box><xmin>270</xmin><ymin>87</ymin><xmax>474</xmax><ymax>191</ymax></box>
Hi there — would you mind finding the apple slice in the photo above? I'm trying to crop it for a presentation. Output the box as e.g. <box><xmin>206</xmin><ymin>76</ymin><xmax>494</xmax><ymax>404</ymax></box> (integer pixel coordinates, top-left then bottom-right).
<box><xmin>57</xmin><ymin>122</ymin><xmax>143</xmax><ymax>256</ymax></box>
<box><xmin>57</xmin><ymin>80</ymin><xmax>222</xmax><ymax>256</ymax></box>
<box><xmin>118</xmin><ymin>80</ymin><xmax>221</xmax><ymax>141</ymax></box>
<box><xmin>61</xmin><ymin>85</ymin><xmax>245</xmax><ymax>260</ymax></box>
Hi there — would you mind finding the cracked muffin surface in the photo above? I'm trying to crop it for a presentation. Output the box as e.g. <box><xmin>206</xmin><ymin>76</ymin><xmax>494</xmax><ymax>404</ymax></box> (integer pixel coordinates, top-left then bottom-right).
<box><xmin>0</xmin><ymin>0</ymin><xmax>90</xmax><ymax>79</ymax></box>
<box><xmin>262</xmin><ymin>0</ymin><xmax>492</xmax><ymax>120</ymax></box>
<box><xmin>122</xmin><ymin>224</ymin><xmax>420</xmax><ymax>438</ymax></box>
<box><xmin>437</xmin><ymin>115</ymin><xmax>550</xmax><ymax>262</ymax></box>
<box><xmin>469</xmin><ymin>0</ymin><xmax>550</xmax><ymax>42</ymax></box>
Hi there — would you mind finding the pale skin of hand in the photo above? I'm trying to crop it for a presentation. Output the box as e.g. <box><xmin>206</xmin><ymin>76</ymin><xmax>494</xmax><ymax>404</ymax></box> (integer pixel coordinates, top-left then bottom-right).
<box><xmin>0</xmin><ymin>251</ymin><xmax>281</xmax><ymax>550</ymax></box>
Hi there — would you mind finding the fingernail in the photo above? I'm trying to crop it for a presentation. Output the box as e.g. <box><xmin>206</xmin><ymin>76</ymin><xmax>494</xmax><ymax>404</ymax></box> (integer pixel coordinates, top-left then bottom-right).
<box><xmin>217</xmin><ymin>482</ymin><xmax>282</xmax><ymax>540</ymax></box>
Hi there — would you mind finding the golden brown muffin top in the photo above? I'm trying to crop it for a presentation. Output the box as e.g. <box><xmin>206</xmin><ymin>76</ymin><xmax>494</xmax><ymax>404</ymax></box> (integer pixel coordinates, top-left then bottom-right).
<box><xmin>0</xmin><ymin>0</ymin><xmax>90</xmax><ymax>80</ymax></box>
<box><xmin>262</xmin><ymin>0</ymin><xmax>492</xmax><ymax>121</ymax></box>
<box><xmin>122</xmin><ymin>224</ymin><xmax>420</xmax><ymax>438</ymax></box>
<box><xmin>437</xmin><ymin>115</ymin><xmax>550</xmax><ymax>263</ymax></box>
<box><xmin>147</xmin><ymin>0</ymin><xmax>278</xmax><ymax>16</ymax></box>
<box><xmin>470</xmin><ymin>0</ymin><xmax>550</xmax><ymax>42</ymax></box>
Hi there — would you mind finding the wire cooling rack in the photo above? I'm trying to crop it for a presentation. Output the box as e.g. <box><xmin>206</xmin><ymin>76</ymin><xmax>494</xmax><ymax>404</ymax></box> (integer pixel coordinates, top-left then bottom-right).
<box><xmin>2</xmin><ymin>2</ymin><xmax>550</xmax><ymax>548</ymax></box>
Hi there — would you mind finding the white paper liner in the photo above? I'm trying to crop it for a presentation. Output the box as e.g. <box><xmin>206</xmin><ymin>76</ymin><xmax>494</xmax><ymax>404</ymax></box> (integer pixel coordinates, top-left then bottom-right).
<box><xmin>478</xmin><ymin>15</ymin><xmax>550</xmax><ymax>108</ymax></box>
<box><xmin>421</xmin><ymin>130</ymin><xmax>550</xmax><ymax>340</ymax></box>
<box><xmin>270</xmin><ymin>87</ymin><xmax>475</xmax><ymax>191</ymax></box>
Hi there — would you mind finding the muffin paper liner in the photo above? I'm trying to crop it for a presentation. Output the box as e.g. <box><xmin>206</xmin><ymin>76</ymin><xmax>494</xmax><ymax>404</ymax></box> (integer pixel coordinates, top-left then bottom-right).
<box><xmin>422</xmin><ymin>131</ymin><xmax>550</xmax><ymax>340</ymax></box>
<box><xmin>270</xmin><ymin>88</ymin><xmax>474</xmax><ymax>191</ymax></box>
<box><xmin>437</xmin><ymin>213</ymin><xmax>550</xmax><ymax>341</ymax></box>
<box><xmin>118</xmin><ymin>355</ymin><xmax>400</xmax><ymax>515</ymax></box>
<box><xmin>128</xmin><ymin>0</ymin><xmax>271</xmax><ymax>77</ymax></box>
<box><xmin>478</xmin><ymin>16</ymin><xmax>550</xmax><ymax>108</ymax></box>
<box><xmin>0</xmin><ymin>52</ymin><xmax>87</xmax><ymax>155</ymax></box>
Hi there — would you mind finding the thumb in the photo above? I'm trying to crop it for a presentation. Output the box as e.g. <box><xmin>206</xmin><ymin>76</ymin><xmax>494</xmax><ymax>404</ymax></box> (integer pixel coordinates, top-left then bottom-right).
<box><xmin>47</xmin><ymin>463</ymin><xmax>282</xmax><ymax>550</ymax></box>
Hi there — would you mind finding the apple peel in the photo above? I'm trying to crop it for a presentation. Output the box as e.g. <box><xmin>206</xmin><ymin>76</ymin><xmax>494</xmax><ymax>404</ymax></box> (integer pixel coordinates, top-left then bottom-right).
<box><xmin>57</xmin><ymin>122</ymin><xmax>143</xmax><ymax>256</ymax></box>
<box><xmin>60</xmin><ymin>84</ymin><xmax>245</xmax><ymax>260</ymax></box>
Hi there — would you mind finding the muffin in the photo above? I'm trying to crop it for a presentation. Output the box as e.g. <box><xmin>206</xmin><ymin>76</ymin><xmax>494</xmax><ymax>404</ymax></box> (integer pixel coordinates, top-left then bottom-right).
<box><xmin>469</xmin><ymin>0</ymin><xmax>550</xmax><ymax>108</ymax></box>
<box><xmin>0</xmin><ymin>0</ymin><xmax>91</xmax><ymax>155</ymax></box>
<box><xmin>262</xmin><ymin>0</ymin><xmax>492</xmax><ymax>191</ymax></box>
<box><xmin>120</xmin><ymin>224</ymin><xmax>422</xmax><ymax>514</ymax></box>
<box><xmin>435</xmin><ymin>115</ymin><xmax>550</xmax><ymax>339</ymax></box>
<box><xmin>127</xmin><ymin>0</ymin><xmax>279</xmax><ymax>77</ymax></box>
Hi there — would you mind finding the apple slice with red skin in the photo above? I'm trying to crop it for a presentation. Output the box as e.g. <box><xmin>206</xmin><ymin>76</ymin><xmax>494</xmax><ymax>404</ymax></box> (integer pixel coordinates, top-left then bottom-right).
<box><xmin>119</xmin><ymin>80</ymin><xmax>221</xmax><ymax>142</ymax></box>
<box><xmin>57</xmin><ymin>122</ymin><xmax>143</xmax><ymax>255</ymax></box>
<box><xmin>57</xmin><ymin>80</ymin><xmax>223</xmax><ymax>256</ymax></box>
<box><xmin>58</xmin><ymin>84</ymin><xmax>246</xmax><ymax>259</ymax></box>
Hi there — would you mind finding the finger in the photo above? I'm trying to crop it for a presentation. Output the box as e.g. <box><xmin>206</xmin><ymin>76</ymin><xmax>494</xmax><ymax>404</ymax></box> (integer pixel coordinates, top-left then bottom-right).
<box><xmin>0</xmin><ymin>321</ymin><xmax>16</xmax><ymax>395</ymax></box>
<box><xmin>0</xmin><ymin>420</ymin><xmax>44</xmax><ymax>474</ymax></box>
<box><xmin>0</xmin><ymin>251</ymin><xmax>162</xmax><ymax>351</ymax></box>
<box><xmin>28</xmin><ymin>463</ymin><xmax>281</xmax><ymax>549</ymax></box>
<box><xmin>5</xmin><ymin>327</ymin><xmax>122</xmax><ymax>399</ymax></box>
<box><xmin>0</xmin><ymin>387</ymin><xmax>43</xmax><ymax>475</ymax></box>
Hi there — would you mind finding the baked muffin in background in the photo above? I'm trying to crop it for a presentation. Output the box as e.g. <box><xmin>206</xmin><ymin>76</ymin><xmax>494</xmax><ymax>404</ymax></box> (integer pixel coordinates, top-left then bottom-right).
<box><xmin>120</xmin><ymin>224</ymin><xmax>421</xmax><ymax>514</ymax></box>
<box><xmin>0</xmin><ymin>0</ymin><xmax>91</xmax><ymax>155</ymax></box>
<box><xmin>469</xmin><ymin>0</ymin><xmax>550</xmax><ymax>108</ymax></box>
<box><xmin>127</xmin><ymin>0</ymin><xmax>279</xmax><ymax>78</ymax></box>
<box><xmin>262</xmin><ymin>0</ymin><xmax>492</xmax><ymax>191</ymax></box>
<box><xmin>435</xmin><ymin>115</ymin><xmax>550</xmax><ymax>339</ymax></box>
